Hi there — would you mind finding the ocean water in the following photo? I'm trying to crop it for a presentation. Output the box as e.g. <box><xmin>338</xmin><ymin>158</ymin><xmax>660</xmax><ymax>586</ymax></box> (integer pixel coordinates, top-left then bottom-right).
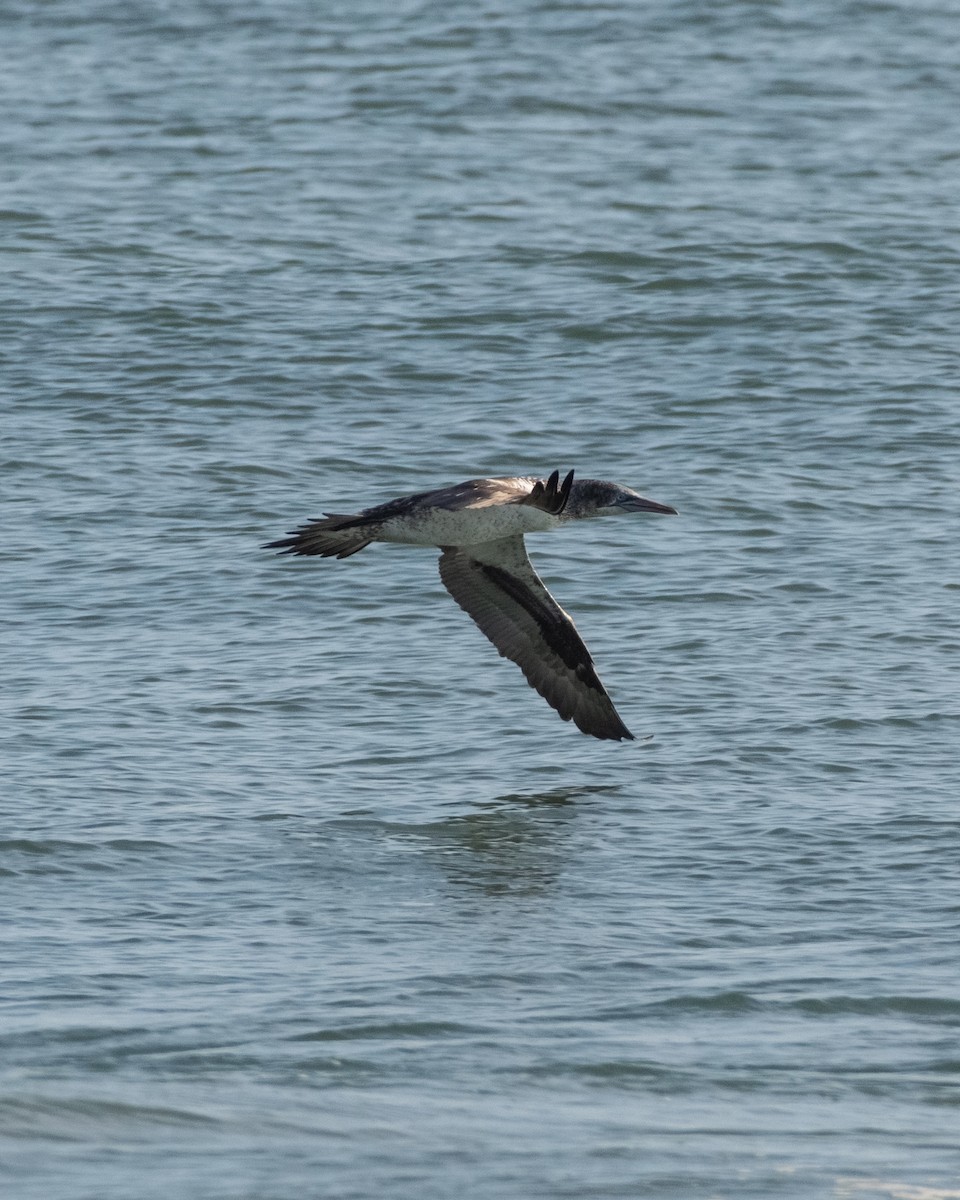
<box><xmin>3</xmin><ymin>0</ymin><xmax>960</xmax><ymax>1196</ymax></box>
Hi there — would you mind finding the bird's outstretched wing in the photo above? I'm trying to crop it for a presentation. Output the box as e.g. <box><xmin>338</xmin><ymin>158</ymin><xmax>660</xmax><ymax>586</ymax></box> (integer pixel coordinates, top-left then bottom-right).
<box><xmin>437</xmin><ymin>536</ymin><xmax>634</xmax><ymax>741</ymax></box>
<box><xmin>262</xmin><ymin>513</ymin><xmax>373</xmax><ymax>558</ymax></box>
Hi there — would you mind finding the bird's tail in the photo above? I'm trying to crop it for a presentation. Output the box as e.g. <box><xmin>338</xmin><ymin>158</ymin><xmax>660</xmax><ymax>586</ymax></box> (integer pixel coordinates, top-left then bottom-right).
<box><xmin>263</xmin><ymin>513</ymin><xmax>373</xmax><ymax>559</ymax></box>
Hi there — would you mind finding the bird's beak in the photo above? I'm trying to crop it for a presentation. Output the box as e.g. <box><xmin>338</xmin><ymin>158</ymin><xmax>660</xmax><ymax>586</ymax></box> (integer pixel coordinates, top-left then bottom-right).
<box><xmin>620</xmin><ymin>494</ymin><xmax>678</xmax><ymax>515</ymax></box>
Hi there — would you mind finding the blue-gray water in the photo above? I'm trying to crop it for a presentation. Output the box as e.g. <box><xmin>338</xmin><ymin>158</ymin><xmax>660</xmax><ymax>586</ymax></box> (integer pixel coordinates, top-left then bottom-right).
<box><xmin>3</xmin><ymin>1</ymin><xmax>959</xmax><ymax>1197</ymax></box>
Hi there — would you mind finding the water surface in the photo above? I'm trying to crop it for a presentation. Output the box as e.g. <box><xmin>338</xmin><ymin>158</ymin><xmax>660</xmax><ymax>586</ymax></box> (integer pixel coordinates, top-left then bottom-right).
<box><xmin>3</xmin><ymin>1</ymin><xmax>959</xmax><ymax>1196</ymax></box>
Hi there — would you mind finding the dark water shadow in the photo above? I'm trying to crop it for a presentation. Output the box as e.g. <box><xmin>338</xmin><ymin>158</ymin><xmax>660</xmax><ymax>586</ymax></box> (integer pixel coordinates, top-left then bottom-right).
<box><xmin>386</xmin><ymin>784</ymin><xmax>622</xmax><ymax>895</ymax></box>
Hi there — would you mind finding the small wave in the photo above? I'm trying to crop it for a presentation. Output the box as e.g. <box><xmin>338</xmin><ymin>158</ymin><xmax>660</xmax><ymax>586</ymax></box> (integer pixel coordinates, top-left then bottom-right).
<box><xmin>0</xmin><ymin>1095</ymin><xmax>219</xmax><ymax>1142</ymax></box>
<box><xmin>288</xmin><ymin>1020</ymin><xmax>482</xmax><ymax>1042</ymax></box>
<box><xmin>794</xmin><ymin>995</ymin><xmax>960</xmax><ymax>1020</ymax></box>
<box><xmin>836</xmin><ymin>1178</ymin><xmax>960</xmax><ymax>1200</ymax></box>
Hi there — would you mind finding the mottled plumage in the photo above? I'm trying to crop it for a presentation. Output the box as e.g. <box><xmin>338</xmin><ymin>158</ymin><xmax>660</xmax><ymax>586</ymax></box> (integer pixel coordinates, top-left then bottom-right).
<box><xmin>264</xmin><ymin>469</ymin><xmax>676</xmax><ymax>740</ymax></box>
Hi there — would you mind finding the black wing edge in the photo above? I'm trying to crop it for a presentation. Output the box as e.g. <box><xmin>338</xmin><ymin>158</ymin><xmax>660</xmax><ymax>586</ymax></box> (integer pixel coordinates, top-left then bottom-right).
<box><xmin>262</xmin><ymin>513</ymin><xmax>371</xmax><ymax>559</ymax></box>
<box><xmin>523</xmin><ymin>468</ymin><xmax>574</xmax><ymax>515</ymax></box>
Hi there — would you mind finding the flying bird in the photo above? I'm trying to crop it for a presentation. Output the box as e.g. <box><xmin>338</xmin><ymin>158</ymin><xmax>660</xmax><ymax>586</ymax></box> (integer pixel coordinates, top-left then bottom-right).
<box><xmin>264</xmin><ymin>469</ymin><xmax>676</xmax><ymax>740</ymax></box>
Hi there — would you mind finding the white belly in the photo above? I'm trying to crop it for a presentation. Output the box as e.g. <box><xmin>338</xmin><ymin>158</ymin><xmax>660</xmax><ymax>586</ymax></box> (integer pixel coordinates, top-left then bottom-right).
<box><xmin>379</xmin><ymin>504</ymin><xmax>557</xmax><ymax>546</ymax></box>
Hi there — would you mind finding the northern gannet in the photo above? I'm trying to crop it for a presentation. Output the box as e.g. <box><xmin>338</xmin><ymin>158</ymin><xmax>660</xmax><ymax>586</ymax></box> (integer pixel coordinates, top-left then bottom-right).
<box><xmin>264</xmin><ymin>469</ymin><xmax>677</xmax><ymax>741</ymax></box>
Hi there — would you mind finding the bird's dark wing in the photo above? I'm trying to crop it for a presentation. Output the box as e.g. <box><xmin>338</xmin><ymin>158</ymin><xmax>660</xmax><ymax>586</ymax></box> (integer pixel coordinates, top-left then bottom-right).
<box><xmin>437</xmin><ymin>536</ymin><xmax>634</xmax><ymax>741</ymax></box>
<box><xmin>262</xmin><ymin>513</ymin><xmax>373</xmax><ymax>558</ymax></box>
<box><xmin>520</xmin><ymin>469</ymin><xmax>574</xmax><ymax>515</ymax></box>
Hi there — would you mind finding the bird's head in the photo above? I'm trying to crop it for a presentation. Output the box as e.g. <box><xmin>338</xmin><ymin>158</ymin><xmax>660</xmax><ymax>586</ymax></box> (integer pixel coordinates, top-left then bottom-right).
<box><xmin>567</xmin><ymin>479</ymin><xmax>678</xmax><ymax>520</ymax></box>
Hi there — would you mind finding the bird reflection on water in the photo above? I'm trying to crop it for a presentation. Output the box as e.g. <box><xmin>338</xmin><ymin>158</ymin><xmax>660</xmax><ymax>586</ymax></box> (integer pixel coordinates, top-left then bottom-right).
<box><xmin>392</xmin><ymin>786</ymin><xmax>620</xmax><ymax>895</ymax></box>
